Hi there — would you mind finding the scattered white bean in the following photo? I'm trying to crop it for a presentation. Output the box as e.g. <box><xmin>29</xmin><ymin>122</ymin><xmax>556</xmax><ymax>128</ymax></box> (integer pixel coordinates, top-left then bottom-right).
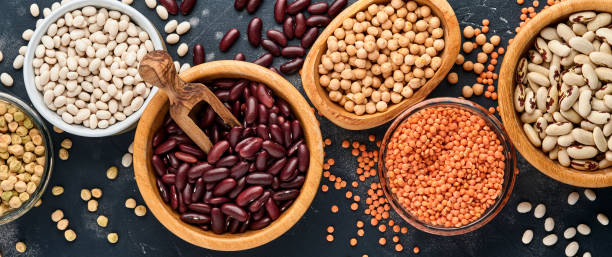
<box><xmin>542</xmin><ymin>234</ymin><xmax>558</xmax><ymax>246</ymax></box>
<box><xmin>1</xmin><ymin>73</ymin><xmax>14</xmax><ymax>87</ymax></box>
<box><xmin>30</xmin><ymin>4</ymin><xmax>40</xmax><ymax>17</ymax></box>
<box><xmin>166</xmin><ymin>33</ymin><xmax>180</xmax><ymax>45</ymax></box>
<box><xmin>145</xmin><ymin>0</ymin><xmax>157</xmax><ymax>9</ymax></box>
<box><xmin>584</xmin><ymin>189</ymin><xmax>596</xmax><ymax>201</ymax></box>
<box><xmin>521</xmin><ymin>229</ymin><xmax>533</xmax><ymax>244</ymax></box>
<box><xmin>568</xmin><ymin>191</ymin><xmax>579</xmax><ymax>205</ymax></box>
<box><xmin>517</xmin><ymin>202</ymin><xmax>532</xmax><ymax>213</ymax></box>
<box><xmin>165</xmin><ymin>20</ymin><xmax>178</xmax><ymax>33</ymax></box>
<box><xmin>156</xmin><ymin>5</ymin><xmax>169</xmax><ymax>20</ymax></box>
<box><xmin>534</xmin><ymin>204</ymin><xmax>546</xmax><ymax>218</ymax></box>
<box><xmin>544</xmin><ymin>217</ymin><xmax>555</xmax><ymax>232</ymax></box>
<box><xmin>565</xmin><ymin>241</ymin><xmax>579</xmax><ymax>257</ymax></box>
<box><xmin>577</xmin><ymin>224</ymin><xmax>591</xmax><ymax>235</ymax></box>
<box><xmin>564</xmin><ymin>227</ymin><xmax>577</xmax><ymax>239</ymax></box>
<box><xmin>121</xmin><ymin>153</ymin><xmax>133</xmax><ymax>167</ymax></box>
<box><xmin>177</xmin><ymin>43</ymin><xmax>188</xmax><ymax>57</ymax></box>
<box><xmin>597</xmin><ymin>213</ymin><xmax>609</xmax><ymax>225</ymax></box>
<box><xmin>176</xmin><ymin>21</ymin><xmax>191</xmax><ymax>35</ymax></box>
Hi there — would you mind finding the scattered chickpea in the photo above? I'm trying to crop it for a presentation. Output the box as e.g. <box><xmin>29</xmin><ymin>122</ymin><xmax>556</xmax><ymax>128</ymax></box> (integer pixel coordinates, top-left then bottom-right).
<box><xmin>462</xmin><ymin>86</ymin><xmax>474</xmax><ymax>98</ymax></box>
<box><xmin>97</xmin><ymin>215</ymin><xmax>109</xmax><ymax>227</ymax></box>
<box><xmin>52</xmin><ymin>126</ymin><xmax>63</xmax><ymax>133</ymax></box>
<box><xmin>106</xmin><ymin>166</ymin><xmax>118</xmax><ymax>180</ymax></box>
<box><xmin>447</xmin><ymin>72</ymin><xmax>459</xmax><ymax>84</ymax></box>
<box><xmin>463</xmin><ymin>61</ymin><xmax>474</xmax><ymax>71</ymax></box>
<box><xmin>58</xmin><ymin>148</ymin><xmax>69</xmax><ymax>160</ymax></box>
<box><xmin>87</xmin><ymin>199</ymin><xmax>98</xmax><ymax>212</ymax></box>
<box><xmin>472</xmin><ymin>83</ymin><xmax>485</xmax><ymax>95</ymax></box>
<box><xmin>60</xmin><ymin>139</ymin><xmax>72</xmax><ymax>149</ymax></box>
<box><xmin>482</xmin><ymin>43</ymin><xmax>495</xmax><ymax>54</ymax></box>
<box><xmin>64</xmin><ymin>229</ymin><xmax>77</xmax><ymax>242</ymax></box>
<box><xmin>326</xmin><ymin>234</ymin><xmax>334</xmax><ymax>242</ymax></box>
<box><xmin>455</xmin><ymin>54</ymin><xmax>465</xmax><ymax>65</ymax></box>
<box><xmin>15</xmin><ymin>242</ymin><xmax>26</xmax><ymax>253</ymax></box>
<box><xmin>473</xmin><ymin>63</ymin><xmax>485</xmax><ymax>74</ymax></box>
<box><xmin>350</xmin><ymin>238</ymin><xmax>358</xmax><ymax>246</ymax></box>
<box><xmin>57</xmin><ymin>219</ymin><xmax>69</xmax><ymax>231</ymax></box>
<box><xmin>477</xmin><ymin>52</ymin><xmax>488</xmax><ymax>63</ymax></box>
<box><xmin>462</xmin><ymin>41</ymin><xmax>474</xmax><ymax>53</ymax></box>
<box><xmin>134</xmin><ymin>205</ymin><xmax>147</xmax><ymax>216</ymax></box>
<box><xmin>475</xmin><ymin>34</ymin><xmax>487</xmax><ymax>45</ymax></box>
<box><xmin>51</xmin><ymin>186</ymin><xmax>64</xmax><ymax>196</ymax></box>
<box><xmin>490</xmin><ymin>35</ymin><xmax>501</xmax><ymax>46</ymax></box>
<box><xmin>463</xmin><ymin>26</ymin><xmax>475</xmax><ymax>38</ymax></box>
<box><xmin>80</xmin><ymin>189</ymin><xmax>92</xmax><ymax>201</ymax></box>
<box><xmin>107</xmin><ymin>233</ymin><xmax>119</xmax><ymax>244</ymax></box>
<box><xmin>91</xmin><ymin>188</ymin><xmax>102</xmax><ymax>198</ymax></box>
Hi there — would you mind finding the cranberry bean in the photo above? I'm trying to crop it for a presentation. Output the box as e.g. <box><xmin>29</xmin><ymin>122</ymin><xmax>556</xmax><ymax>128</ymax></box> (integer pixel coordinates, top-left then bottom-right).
<box><xmin>307</xmin><ymin>2</ymin><xmax>328</xmax><ymax>14</ymax></box>
<box><xmin>188</xmin><ymin>203</ymin><xmax>211</xmax><ymax>214</ymax></box>
<box><xmin>213</xmin><ymin>178</ymin><xmax>237</xmax><ymax>196</ymax></box>
<box><xmin>280</xmin><ymin>157</ymin><xmax>298</xmax><ymax>181</ymax></box>
<box><xmin>280</xmin><ymin>58</ymin><xmax>304</xmax><ymax>74</ymax></box>
<box><xmin>238</xmin><ymin>137</ymin><xmax>263</xmax><ymax>158</ymax></box>
<box><xmin>229</xmin><ymin>177</ymin><xmax>247</xmax><ymax>199</ymax></box>
<box><xmin>175</xmin><ymin>163</ymin><xmax>189</xmax><ymax>191</ymax></box>
<box><xmin>253</xmin><ymin>53</ymin><xmax>274</xmax><ymax>67</ymax></box>
<box><xmin>282</xmin><ymin>121</ymin><xmax>292</xmax><ymax>147</ymax></box>
<box><xmin>234</xmin><ymin>0</ymin><xmax>247</xmax><ymax>10</ymax></box>
<box><xmin>170</xmin><ymin>185</ymin><xmax>179</xmax><ymax>210</ymax></box>
<box><xmin>291</xmin><ymin>120</ymin><xmax>302</xmax><ymax>141</ymax></box>
<box><xmin>265</xmin><ymin>197</ymin><xmax>280</xmax><ymax>220</ymax></box>
<box><xmin>262</xmin><ymin>140</ymin><xmax>286</xmax><ymax>158</ymax></box>
<box><xmin>155</xmin><ymin>138</ymin><xmax>177</xmax><ymax>155</ymax></box>
<box><xmin>181</xmin><ymin>213</ymin><xmax>210</xmax><ymax>225</ymax></box>
<box><xmin>248</xmin><ymin>191</ymin><xmax>271</xmax><ymax>212</ymax></box>
<box><xmin>301</xmin><ymin>27</ymin><xmax>318</xmax><ymax>48</ymax></box>
<box><xmin>179</xmin><ymin>144</ymin><xmax>205</xmax><ymax>159</ymax></box>
<box><xmin>221</xmin><ymin>203</ymin><xmax>248</xmax><ymax>222</ymax></box>
<box><xmin>210</xmin><ymin>208</ymin><xmax>226</xmax><ymax>234</ymax></box>
<box><xmin>157</xmin><ymin>179</ymin><xmax>170</xmax><ymax>203</ymax></box>
<box><xmin>281</xmin><ymin>46</ymin><xmax>306</xmax><ymax>58</ymax></box>
<box><xmin>261</xmin><ymin>39</ymin><xmax>281</xmax><ymax>57</ymax></box>
<box><xmin>274</xmin><ymin>0</ymin><xmax>287</xmax><ymax>23</ymax></box>
<box><xmin>175</xmin><ymin>151</ymin><xmax>197</xmax><ymax>163</ymax></box>
<box><xmin>193</xmin><ymin>44</ymin><xmax>205</xmax><ymax>65</ymax></box>
<box><xmin>152</xmin><ymin>155</ymin><xmax>166</xmax><ymax>177</ymax></box>
<box><xmin>246</xmin><ymin>172</ymin><xmax>274</xmax><ymax>185</ymax></box>
<box><xmin>306</xmin><ymin>15</ymin><xmax>330</xmax><ymax>27</ymax></box>
<box><xmin>328</xmin><ymin>0</ymin><xmax>346</xmax><ymax>17</ymax></box>
<box><xmin>202</xmin><ymin>167</ymin><xmax>230</xmax><ymax>182</ymax></box>
<box><xmin>297</xmin><ymin>143</ymin><xmax>309</xmax><ymax>172</ymax></box>
<box><xmin>287</xmin><ymin>0</ymin><xmax>310</xmax><ymax>14</ymax></box>
<box><xmin>272</xmin><ymin>189</ymin><xmax>299</xmax><ymax>201</ymax></box>
<box><xmin>258</xmin><ymin>105</ymin><xmax>269</xmax><ymax>125</ymax></box>
<box><xmin>216</xmin><ymin>155</ymin><xmax>239</xmax><ymax>167</ymax></box>
<box><xmin>294</xmin><ymin>13</ymin><xmax>307</xmax><ymax>38</ymax></box>
<box><xmin>192</xmin><ymin>178</ymin><xmax>205</xmax><ymax>202</ymax></box>
<box><xmin>267</xmin><ymin>30</ymin><xmax>288</xmax><ymax>47</ymax></box>
<box><xmin>153</xmin><ymin>130</ymin><xmax>166</xmax><ymax>147</ymax></box>
<box><xmin>162</xmin><ymin>173</ymin><xmax>176</xmax><ymax>184</ymax></box>
<box><xmin>207</xmin><ymin>140</ymin><xmax>230</xmax><ymax>164</ymax></box>
<box><xmin>255</xmin><ymin>151</ymin><xmax>269</xmax><ymax>171</ymax></box>
<box><xmin>207</xmin><ymin>197</ymin><xmax>230</xmax><ymax>205</ymax></box>
<box><xmin>180</xmin><ymin>0</ymin><xmax>197</xmax><ymax>15</ymax></box>
<box><xmin>280</xmin><ymin>175</ymin><xmax>305</xmax><ymax>189</ymax></box>
<box><xmin>247</xmin><ymin>17</ymin><xmax>263</xmax><ymax>47</ymax></box>
<box><xmin>236</xmin><ymin>186</ymin><xmax>264</xmax><ymax>206</ymax></box>
<box><xmin>234</xmin><ymin>52</ymin><xmax>246</xmax><ymax>61</ymax></box>
<box><xmin>228</xmin><ymin>127</ymin><xmax>243</xmax><ymax>147</ymax></box>
<box><xmin>245</xmin><ymin>96</ymin><xmax>258</xmax><ymax>124</ymax></box>
<box><xmin>219</xmin><ymin>28</ymin><xmax>240</xmax><ymax>52</ymax></box>
<box><xmin>183</xmin><ymin>183</ymin><xmax>193</xmax><ymax>205</ymax></box>
<box><xmin>283</xmin><ymin>17</ymin><xmax>295</xmax><ymax>39</ymax></box>
<box><xmin>159</xmin><ymin>0</ymin><xmax>178</xmax><ymax>15</ymax></box>
<box><xmin>268</xmin><ymin>158</ymin><xmax>287</xmax><ymax>175</ymax></box>
<box><xmin>188</xmin><ymin>162</ymin><xmax>212</xmax><ymax>179</ymax></box>
<box><xmin>249</xmin><ymin>217</ymin><xmax>271</xmax><ymax>230</ymax></box>
<box><xmin>246</xmin><ymin>0</ymin><xmax>262</xmax><ymax>13</ymax></box>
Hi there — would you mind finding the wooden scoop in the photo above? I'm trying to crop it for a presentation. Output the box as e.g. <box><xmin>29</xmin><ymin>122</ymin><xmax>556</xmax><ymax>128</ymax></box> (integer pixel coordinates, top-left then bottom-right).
<box><xmin>138</xmin><ymin>50</ymin><xmax>240</xmax><ymax>153</ymax></box>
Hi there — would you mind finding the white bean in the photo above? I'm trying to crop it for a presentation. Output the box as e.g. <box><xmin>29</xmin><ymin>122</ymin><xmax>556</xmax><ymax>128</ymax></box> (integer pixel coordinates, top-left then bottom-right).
<box><xmin>0</xmin><ymin>73</ymin><xmax>13</xmax><ymax>87</ymax></box>
<box><xmin>565</xmin><ymin>241</ymin><xmax>579</xmax><ymax>257</ymax></box>
<box><xmin>568</xmin><ymin>191</ymin><xmax>579</xmax><ymax>205</ymax></box>
<box><xmin>542</xmin><ymin>234</ymin><xmax>558</xmax><ymax>246</ymax></box>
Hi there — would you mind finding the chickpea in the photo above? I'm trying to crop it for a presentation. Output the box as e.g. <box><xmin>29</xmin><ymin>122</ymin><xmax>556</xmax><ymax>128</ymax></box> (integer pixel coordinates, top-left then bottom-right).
<box><xmin>475</xmin><ymin>34</ymin><xmax>487</xmax><ymax>45</ymax></box>
<box><xmin>463</xmin><ymin>26</ymin><xmax>475</xmax><ymax>39</ymax></box>
<box><xmin>447</xmin><ymin>72</ymin><xmax>459</xmax><ymax>84</ymax></box>
<box><xmin>490</xmin><ymin>35</ymin><xmax>501</xmax><ymax>46</ymax></box>
<box><xmin>354</xmin><ymin>105</ymin><xmax>366</xmax><ymax>115</ymax></box>
<box><xmin>462</xmin><ymin>85</ymin><xmax>474</xmax><ymax>98</ymax></box>
<box><xmin>462</xmin><ymin>41</ymin><xmax>474</xmax><ymax>53</ymax></box>
<box><xmin>473</xmin><ymin>63</ymin><xmax>485</xmax><ymax>74</ymax></box>
<box><xmin>477</xmin><ymin>52</ymin><xmax>488</xmax><ymax>63</ymax></box>
<box><xmin>472</xmin><ymin>83</ymin><xmax>485</xmax><ymax>95</ymax></box>
<box><xmin>365</xmin><ymin>102</ymin><xmax>377</xmax><ymax>114</ymax></box>
<box><xmin>463</xmin><ymin>61</ymin><xmax>474</xmax><ymax>71</ymax></box>
<box><xmin>390</xmin><ymin>92</ymin><xmax>403</xmax><ymax>103</ymax></box>
<box><xmin>482</xmin><ymin>43</ymin><xmax>495</xmax><ymax>54</ymax></box>
<box><xmin>344</xmin><ymin>100</ymin><xmax>356</xmax><ymax>112</ymax></box>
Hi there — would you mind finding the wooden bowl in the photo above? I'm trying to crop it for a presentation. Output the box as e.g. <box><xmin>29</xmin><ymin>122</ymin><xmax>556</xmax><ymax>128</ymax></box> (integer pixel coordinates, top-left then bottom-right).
<box><xmin>133</xmin><ymin>61</ymin><xmax>324</xmax><ymax>251</ymax></box>
<box><xmin>301</xmin><ymin>0</ymin><xmax>461</xmax><ymax>130</ymax></box>
<box><xmin>498</xmin><ymin>0</ymin><xmax>612</xmax><ymax>188</ymax></box>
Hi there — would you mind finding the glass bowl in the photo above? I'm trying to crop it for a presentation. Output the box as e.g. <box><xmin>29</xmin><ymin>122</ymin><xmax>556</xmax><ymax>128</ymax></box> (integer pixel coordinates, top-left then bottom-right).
<box><xmin>0</xmin><ymin>92</ymin><xmax>53</xmax><ymax>225</ymax></box>
<box><xmin>377</xmin><ymin>97</ymin><xmax>517</xmax><ymax>236</ymax></box>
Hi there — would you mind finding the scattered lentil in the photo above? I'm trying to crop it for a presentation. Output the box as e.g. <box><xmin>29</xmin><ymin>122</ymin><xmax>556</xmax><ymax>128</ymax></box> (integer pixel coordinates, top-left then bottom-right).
<box><xmin>91</xmin><ymin>188</ymin><xmax>102</xmax><ymax>198</ymax></box>
<box><xmin>51</xmin><ymin>186</ymin><xmax>64</xmax><ymax>196</ymax></box>
<box><xmin>87</xmin><ymin>199</ymin><xmax>98</xmax><ymax>212</ymax></box>
<box><xmin>15</xmin><ymin>242</ymin><xmax>26</xmax><ymax>253</ymax></box>
<box><xmin>97</xmin><ymin>215</ymin><xmax>108</xmax><ymax>227</ymax></box>
<box><xmin>57</xmin><ymin>219</ymin><xmax>69</xmax><ymax>231</ymax></box>
<box><xmin>134</xmin><ymin>205</ymin><xmax>147</xmax><ymax>216</ymax></box>
<box><xmin>107</xmin><ymin>233</ymin><xmax>119</xmax><ymax>244</ymax></box>
<box><xmin>106</xmin><ymin>166</ymin><xmax>118</xmax><ymax>180</ymax></box>
<box><xmin>64</xmin><ymin>229</ymin><xmax>77</xmax><ymax>242</ymax></box>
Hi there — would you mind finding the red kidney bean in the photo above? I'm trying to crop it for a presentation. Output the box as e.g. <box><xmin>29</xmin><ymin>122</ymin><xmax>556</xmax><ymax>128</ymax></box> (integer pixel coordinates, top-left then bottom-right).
<box><xmin>214</xmin><ymin>90</ymin><xmax>231</xmax><ymax>102</ymax></box>
<box><xmin>213</xmin><ymin>178</ymin><xmax>237</xmax><ymax>196</ymax></box>
<box><xmin>262</xmin><ymin>140</ymin><xmax>286</xmax><ymax>158</ymax></box>
<box><xmin>247</xmin><ymin>17</ymin><xmax>263</xmax><ymax>47</ymax></box>
<box><xmin>166</xmin><ymin>122</ymin><xmax>180</xmax><ymax>134</ymax></box>
<box><xmin>155</xmin><ymin>138</ymin><xmax>177</xmax><ymax>155</ymax></box>
<box><xmin>207</xmin><ymin>197</ymin><xmax>230</xmax><ymax>205</ymax></box>
<box><xmin>246</xmin><ymin>0</ymin><xmax>261</xmax><ymax>13</ymax></box>
<box><xmin>287</xmin><ymin>0</ymin><xmax>310</xmax><ymax>14</ymax></box>
<box><xmin>266</xmin><ymin>198</ymin><xmax>281</xmax><ymax>220</ymax></box>
<box><xmin>214</xmin><ymin>79</ymin><xmax>236</xmax><ymax>89</ymax></box>
<box><xmin>170</xmin><ymin>185</ymin><xmax>179</xmax><ymax>210</ymax></box>
<box><xmin>236</xmin><ymin>186</ymin><xmax>264</xmax><ymax>206</ymax></box>
<box><xmin>280</xmin><ymin>157</ymin><xmax>298</xmax><ymax>181</ymax></box>
<box><xmin>229</xmin><ymin>162</ymin><xmax>249</xmax><ymax>180</ymax></box>
<box><xmin>261</xmin><ymin>39</ymin><xmax>281</xmax><ymax>57</ymax></box>
<box><xmin>301</xmin><ymin>27</ymin><xmax>318</xmax><ymax>48</ymax></box>
<box><xmin>211</xmin><ymin>208</ymin><xmax>226</xmax><ymax>234</ymax></box>
<box><xmin>188</xmin><ymin>162</ymin><xmax>212</xmax><ymax>180</ymax></box>
<box><xmin>253</xmin><ymin>53</ymin><xmax>273</xmax><ymax>67</ymax></box>
<box><xmin>328</xmin><ymin>0</ymin><xmax>347</xmax><ymax>17</ymax></box>
<box><xmin>229</xmin><ymin>219</ymin><xmax>241</xmax><ymax>233</ymax></box>
<box><xmin>234</xmin><ymin>52</ymin><xmax>246</xmax><ymax>61</ymax></box>
<box><xmin>267</xmin><ymin>30</ymin><xmax>288</xmax><ymax>47</ymax></box>
<box><xmin>178</xmin><ymin>144</ymin><xmax>205</xmax><ymax>159</ymax></box>
<box><xmin>181</xmin><ymin>213</ymin><xmax>210</xmax><ymax>224</ymax></box>
<box><xmin>248</xmin><ymin>191</ymin><xmax>270</xmax><ymax>212</ymax></box>
<box><xmin>199</xmin><ymin>108</ymin><xmax>215</xmax><ymax>128</ymax></box>
<box><xmin>249</xmin><ymin>217</ymin><xmax>271</xmax><ymax>230</ymax></box>
<box><xmin>176</xmin><ymin>163</ymin><xmax>189</xmax><ymax>191</ymax></box>
<box><xmin>193</xmin><ymin>44</ymin><xmax>205</xmax><ymax>65</ymax></box>
<box><xmin>182</xmin><ymin>183</ymin><xmax>193</xmax><ymax>205</ymax></box>
<box><xmin>255</xmin><ymin>151</ymin><xmax>269</xmax><ymax>171</ymax></box>
<box><xmin>152</xmin><ymin>130</ymin><xmax>166</xmax><ymax>147</ymax></box>
<box><xmin>168</xmin><ymin>154</ymin><xmax>180</xmax><ymax>169</ymax></box>
<box><xmin>287</xmin><ymin>139</ymin><xmax>303</xmax><ymax>156</ymax></box>
<box><xmin>307</xmin><ymin>2</ymin><xmax>328</xmax><ymax>14</ymax></box>
<box><xmin>188</xmin><ymin>203</ymin><xmax>211</xmax><ymax>214</ymax></box>
<box><xmin>290</xmin><ymin>120</ymin><xmax>302</xmax><ymax>142</ymax></box>
<box><xmin>255</xmin><ymin>125</ymin><xmax>269</xmax><ymax>141</ymax></box>
<box><xmin>280</xmin><ymin>175</ymin><xmax>305</xmax><ymax>189</ymax></box>
<box><xmin>245</xmin><ymin>96</ymin><xmax>258</xmax><ymax>124</ymax></box>
<box><xmin>294</xmin><ymin>13</ymin><xmax>307</xmax><ymax>38</ymax></box>
<box><xmin>162</xmin><ymin>173</ymin><xmax>176</xmax><ymax>184</ymax></box>
<box><xmin>256</xmin><ymin>84</ymin><xmax>275</xmax><ymax>108</ymax></box>
<box><xmin>219</xmin><ymin>28</ymin><xmax>240</xmax><ymax>52</ymax></box>
<box><xmin>257</xmin><ymin>106</ymin><xmax>269</xmax><ymax>125</ymax></box>
<box><xmin>221</xmin><ymin>203</ymin><xmax>248</xmax><ymax>222</ymax></box>
<box><xmin>280</xmin><ymin>58</ymin><xmax>304</xmax><ymax>74</ymax></box>
<box><xmin>282</xmin><ymin>121</ymin><xmax>292</xmax><ymax>147</ymax></box>
<box><xmin>272</xmin><ymin>176</ymin><xmax>280</xmax><ymax>189</ymax></box>
<box><xmin>280</xmin><ymin>199</ymin><xmax>294</xmax><ymax>212</ymax></box>
<box><xmin>175</xmin><ymin>151</ymin><xmax>197</xmax><ymax>163</ymax></box>
<box><xmin>202</xmin><ymin>168</ymin><xmax>230</xmax><ymax>182</ymax></box>
<box><xmin>272</xmin><ymin>189</ymin><xmax>300</xmax><ymax>201</ymax></box>
<box><xmin>278</xmin><ymin>100</ymin><xmax>291</xmax><ymax>117</ymax></box>
<box><xmin>246</xmin><ymin>172</ymin><xmax>274</xmax><ymax>185</ymax></box>
<box><xmin>234</xmin><ymin>0</ymin><xmax>247</xmax><ymax>10</ymax></box>
<box><xmin>159</xmin><ymin>0</ymin><xmax>178</xmax><ymax>15</ymax></box>
<box><xmin>283</xmin><ymin>17</ymin><xmax>295</xmax><ymax>39</ymax></box>
<box><xmin>268</xmin><ymin>158</ymin><xmax>287</xmax><ymax>175</ymax></box>
<box><xmin>228</xmin><ymin>177</ymin><xmax>247</xmax><ymax>199</ymax></box>
<box><xmin>281</xmin><ymin>46</ymin><xmax>305</xmax><ymax>58</ymax></box>
<box><xmin>157</xmin><ymin>179</ymin><xmax>170</xmax><ymax>203</ymax></box>
<box><xmin>238</xmin><ymin>137</ymin><xmax>263</xmax><ymax>158</ymax></box>
<box><xmin>207</xmin><ymin>140</ymin><xmax>230</xmax><ymax>164</ymax></box>
<box><xmin>297</xmin><ymin>144</ymin><xmax>309</xmax><ymax>172</ymax></box>
<box><xmin>229</xmin><ymin>80</ymin><xmax>247</xmax><ymax>101</ymax></box>
<box><xmin>204</xmin><ymin>190</ymin><xmax>213</xmax><ymax>203</ymax></box>
<box><xmin>216</xmin><ymin>155</ymin><xmax>239</xmax><ymax>167</ymax></box>
<box><xmin>152</xmin><ymin>155</ymin><xmax>166</xmax><ymax>177</ymax></box>
<box><xmin>228</xmin><ymin>127</ymin><xmax>243</xmax><ymax>147</ymax></box>
<box><xmin>269</xmin><ymin>124</ymin><xmax>284</xmax><ymax>145</ymax></box>
<box><xmin>274</xmin><ymin>0</ymin><xmax>287</xmax><ymax>23</ymax></box>
<box><xmin>179</xmin><ymin>191</ymin><xmax>188</xmax><ymax>213</ymax></box>
<box><xmin>179</xmin><ymin>0</ymin><xmax>197</xmax><ymax>15</ymax></box>
<box><xmin>306</xmin><ymin>15</ymin><xmax>330</xmax><ymax>27</ymax></box>
<box><xmin>192</xmin><ymin>178</ymin><xmax>205</xmax><ymax>202</ymax></box>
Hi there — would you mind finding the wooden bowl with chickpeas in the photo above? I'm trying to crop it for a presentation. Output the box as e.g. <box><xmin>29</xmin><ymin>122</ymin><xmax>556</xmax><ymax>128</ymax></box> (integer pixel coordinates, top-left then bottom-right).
<box><xmin>302</xmin><ymin>0</ymin><xmax>461</xmax><ymax>130</ymax></box>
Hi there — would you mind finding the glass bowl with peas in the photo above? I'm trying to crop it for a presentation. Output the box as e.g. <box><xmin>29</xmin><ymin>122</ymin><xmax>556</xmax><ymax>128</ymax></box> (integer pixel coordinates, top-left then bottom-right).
<box><xmin>0</xmin><ymin>92</ymin><xmax>53</xmax><ymax>225</ymax></box>
<box><xmin>378</xmin><ymin>97</ymin><xmax>517</xmax><ymax>236</ymax></box>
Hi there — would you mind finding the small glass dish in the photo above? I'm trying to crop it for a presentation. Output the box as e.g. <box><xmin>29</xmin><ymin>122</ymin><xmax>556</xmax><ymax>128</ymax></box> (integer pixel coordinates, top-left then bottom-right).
<box><xmin>0</xmin><ymin>92</ymin><xmax>53</xmax><ymax>225</ymax></box>
<box><xmin>378</xmin><ymin>97</ymin><xmax>517</xmax><ymax>236</ymax></box>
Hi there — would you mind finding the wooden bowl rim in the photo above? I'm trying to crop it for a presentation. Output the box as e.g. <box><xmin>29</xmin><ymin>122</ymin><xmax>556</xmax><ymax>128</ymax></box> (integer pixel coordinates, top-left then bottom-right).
<box><xmin>133</xmin><ymin>60</ymin><xmax>324</xmax><ymax>251</ymax></box>
<box><xmin>498</xmin><ymin>0</ymin><xmax>612</xmax><ymax>188</ymax></box>
<box><xmin>301</xmin><ymin>0</ymin><xmax>461</xmax><ymax>130</ymax></box>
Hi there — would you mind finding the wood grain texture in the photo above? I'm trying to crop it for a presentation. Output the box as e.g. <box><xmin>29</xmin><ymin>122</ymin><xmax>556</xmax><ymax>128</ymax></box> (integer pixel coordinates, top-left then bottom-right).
<box><xmin>133</xmin><ymin>60</ymin><xmax>324</xmax><ymax>251</ymax></box>
<box><xmin>498</xmin><ymin>0</ymin><xmax>612</xmax><ymax>188</ymax></box>
<box><xmin>301</xmin><ymin>0</ymin><xmax>461</xmax><ymax>130</ymax></box>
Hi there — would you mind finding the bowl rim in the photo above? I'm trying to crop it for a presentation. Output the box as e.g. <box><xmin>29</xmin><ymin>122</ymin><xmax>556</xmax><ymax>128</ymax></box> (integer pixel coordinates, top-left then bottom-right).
<box><xmin>0</xmin><ymin>92</ymin><xmax>54</xmax><ymax>224</ymax></box>
<box><xmin>377</xmin><ymin>97</ymin><xmax>517</xmax><ymax>236</ymax></box>
<box><xmin>23</xmin><ymin>0</ymin><xmax>163</xmax><ymax>137</ymax></box>
<box><xmin>133</xmin><ymin>60</ymin><xmax>324</xmax><ymax>251</ymax></box>
<box><xmin>301</xmin><ymin>0</ymin><xmax>461</xmax><ymax>130</ymax></box>
<box><xmin>498</xmin><ymin>0</ymin><xmax>612</xmax><ymax>188</ymax></box>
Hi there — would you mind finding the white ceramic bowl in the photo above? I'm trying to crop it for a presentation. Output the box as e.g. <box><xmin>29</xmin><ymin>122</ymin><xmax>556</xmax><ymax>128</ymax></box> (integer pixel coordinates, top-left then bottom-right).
<box><xmin>23</xmin><ymin>0</ymin><xmax>163</xmax><ymax>137</ymax></box>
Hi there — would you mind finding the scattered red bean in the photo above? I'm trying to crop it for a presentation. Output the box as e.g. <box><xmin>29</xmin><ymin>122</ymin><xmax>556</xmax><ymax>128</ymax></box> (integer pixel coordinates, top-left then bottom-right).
<box><xmin>287</xmin><ymin>0</ymin><xmax>311</xmax><ymax>14</ymax></box>
<box><xmin>274</xmin><ymin>0</ymin><xmax>287</xmax><ymax>24</ymax></box>
<box><xmin>300</xmin><ymin>27</ymin><xmax>318</xmax><ymax>48</ymax></box>
<box><xmin>281</xmin><ymin>46</ymin><xmax>306</xmax><ymax>58</ymax></box>
<box><xmin>219</xmin><ymin>28</ymin><xmax>240</xmax><ymax>52</ymax></box>
<box><xmin>261</xmin><ymin>39</ymin><xmax>281</xmax><ymax>56</ymax></box>
<box><xmin>283</xmin><ymin>17</ymin><xmax>295</xmax><ymax>39</ymax></box>
<box><xmin>306</xmin><ymin>15</ymin><xmax>330</xmax><ymax>27</ymax></box>
<box><xmin>246</xmin><ymin>0</ymin><xmax>262</xmax><ymax>13</ymax></box>
<box><xmin>294</xmin><ymin>13</ymin><xmax>307</xmax><ymax>38</ymax></box>
<box><xmin>328</xmin><ymin>0</ymin><xmax>347</xmax><ymax>17</ymax></box>
<box><xmin>266</xmin><ymin>29</ymin><xmax>288</xmax><ymax>47</ymax></box>
<box><xmin>193</xmin><ymin>44</ymin><xmax>205</xmax><ymax>65</ymax></box>
<box><xmin>247</xmin><ymin>17</ymin><xmax>263</xmax><ymax>47</ymax></box>
<box><xmin>307</xmin><ymin>2</ymin><xmax>329</xmax><ymax>14</ymax></box>
<box><xmin>159</xmin><ymin>0</ymin><xmax>179</xmax><ymax>15</ymax></box>
<box><xmin>234</xmin><ymin>53</ymin><xmax>246</xmax><ymax>61</ymax></box>
<box><xmin>234</xmin><ymin>0</ymin><xmax>248</xmax><ymax>10</ymax></box>
<box><xmin>179</xmin><ymin>0</ymin><xmax>197</xmax><ymax>15</ymax></box>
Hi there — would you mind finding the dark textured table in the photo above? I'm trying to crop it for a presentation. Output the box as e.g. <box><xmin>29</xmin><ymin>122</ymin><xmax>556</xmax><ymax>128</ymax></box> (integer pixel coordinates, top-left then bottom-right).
<box><xmin>0</xmin><ymin>0</ymin><xmax>610</xmax><ymax>256</ymax></box>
